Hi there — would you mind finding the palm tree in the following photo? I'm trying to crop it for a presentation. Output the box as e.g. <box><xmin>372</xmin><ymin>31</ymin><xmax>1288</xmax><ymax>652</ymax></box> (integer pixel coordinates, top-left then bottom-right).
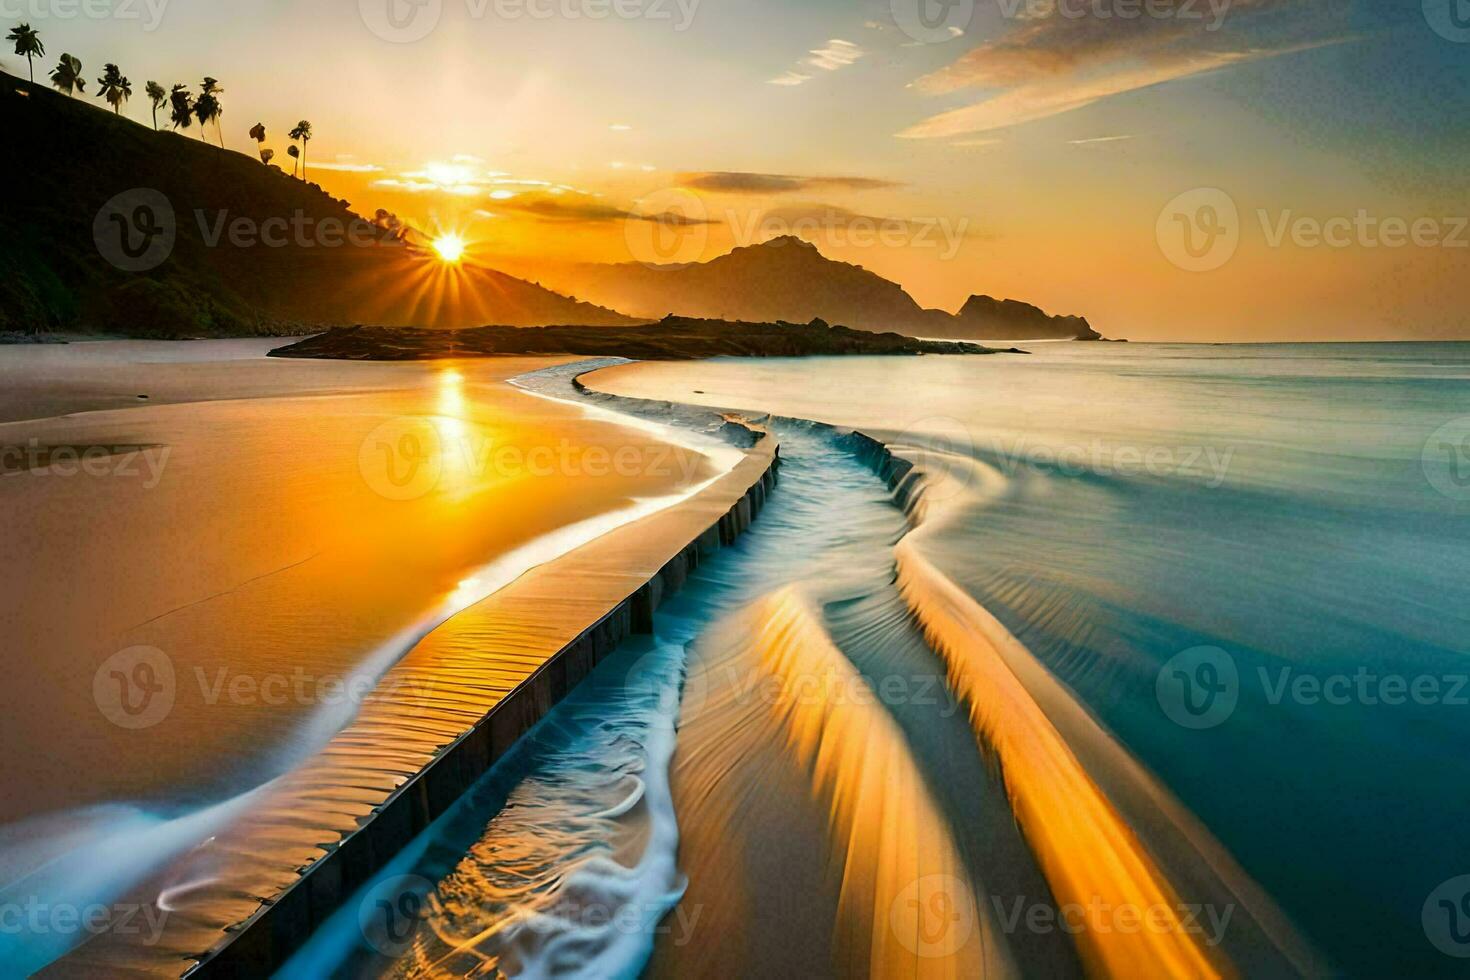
<box><xmin>193</xmin><ymin>91</ymin><xmax>221</xmax><ymax>144</ymax></box>
<box><xmin>287</xmin><ymin>144</ymin><xmax>300</xmax><ymax>178</ymax></box>
<box><xmin>96</xmin><ymin>63</ymin><xmax>131</xmax><ymax>115</ymax></box>
<box><xmin>49</xmin><ymin>53</ymin><xmax>84</xmax><ymax>96</ymax></box>
<box><xmin>288</xmin><ymin>120</ymin><xmax>313</xmax><ymax>181</ymax></box>
<box><xmin>168</xmin><ymin>83</ymin><xmax>193</xmax><ymax>132</ymax></box>
<box><xmin>199</xmin><ymin>77</ymin><xmax>224</xmax><ymax>147</ymax></box>
<box><xmin>7</xmin><ymin>23</ymin><xmax>43</xmax><ymax>82</ymax></box>
<box><xmin>145</xmin><ymin>81</ymin><xmax>166</xmax><ymax>129</ymax></box>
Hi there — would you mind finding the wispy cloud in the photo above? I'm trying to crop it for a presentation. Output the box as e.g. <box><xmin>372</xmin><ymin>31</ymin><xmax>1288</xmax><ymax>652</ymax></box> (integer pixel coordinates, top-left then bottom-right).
<box><xmin>769</xmin><ymin>38</ymin><xmax>864</xmax><ymax>86</ymax></box>
<box><xmin>496</xmin><ymin>193</ymin><xmax>719</xmax><ymax>226</ymax></box>
<box><xmin>1068</xmin><ymin>134</ymin><xmax>1135</xmax><ymax>145</ymax></box>
<box><xmin>677</xmin><ymin>171</ymin><xmax>900</xmax><ymax>194</ymax></box>
<box><xmin>902</xmin><ymin>39</ymin><xmax>1343</xmax><ymax>138</ymax></box>
<box><xmin>901</xmin><ymin>0</ymin><xmax>1353</xmax><ymax>137</ymax></box>
<box><xmin>768</xmin><ymin>70</ymin><xmax>813</xmax><ymax>87</ymax></box>
<box><xmin>312</xmin><ymin>155</ymin><xmax>384</xmax><ymax>173</ymax></box>
<box><xmin>807</xmin><ymin>39</ymin><xmax>864</xmax><ymax>71</ymax></box>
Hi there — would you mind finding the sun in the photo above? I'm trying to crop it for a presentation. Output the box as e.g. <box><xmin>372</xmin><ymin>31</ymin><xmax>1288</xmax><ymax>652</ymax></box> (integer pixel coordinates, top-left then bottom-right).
<box><xmin>432</xmin><ymin>233</ymin><xmax>466</xmax><ymax>263</ymax></box>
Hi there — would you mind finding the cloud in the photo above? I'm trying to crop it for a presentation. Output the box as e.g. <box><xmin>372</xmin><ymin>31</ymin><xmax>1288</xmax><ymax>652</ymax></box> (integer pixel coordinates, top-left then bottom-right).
<box><xmin>901</xmin><ymin>39</ymin><xmax>1342</xmax><ymax>138</ymax></box>
<box><xmin>769</xmin><ymin>38</ymin><xmax>863</xmax><ymax>85</ymax></box>
<box><xmin>769</xmin><ymin>70</ymin><xmax>813</xmax><ymax>86</ymax></box>
<box><xmin>1068</xmin><ymin>134</ymin><xmax>1134</xmax><ymax>144</ymax></box>
<box><xmin>901</xmin><ymin>0</ymin><xmax>1352</xmax><ymax>137</ymax></box>
<box><xmin>312</xmin><ymin>160</ymin><xmax>385</xmax><ymax>173</ymax></box>
<box><xmin>496</xmin><ymin>193</ymin><xmax>718</xmax><ymax>226</ymax></box>
<box><xmin>756</xmin><ymin>204</ymin><xmax>977</xmax><ymax>239</ymax></box>
<box><xmin>807</xmin><ymin>39</ymin><xmax>864</xmax><ymax>71</ymax></box>
<box><xmin>677</xmin><ymin>172</ymin><xmax>901</xmax><ymax>194</ymax></box>
<box><xmin>915</xmin><ymin>0</ymin><xmax>1295</xmax><ymax>93</ymax></box>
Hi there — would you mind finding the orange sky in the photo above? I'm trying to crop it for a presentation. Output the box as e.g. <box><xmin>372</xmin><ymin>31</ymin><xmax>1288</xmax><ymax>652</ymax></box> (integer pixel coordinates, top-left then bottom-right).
<box><xmin>15</xmin><ymin>0</ymin><xmax>1469</xmax><ymax>340</ymax></box>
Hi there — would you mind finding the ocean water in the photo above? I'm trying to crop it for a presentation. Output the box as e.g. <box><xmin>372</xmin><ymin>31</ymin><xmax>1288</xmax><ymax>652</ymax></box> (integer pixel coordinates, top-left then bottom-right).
<box><xmin>586</xmin><ymin>342</ymin><xmax>1470</xmax><ymax>975</ymax></box>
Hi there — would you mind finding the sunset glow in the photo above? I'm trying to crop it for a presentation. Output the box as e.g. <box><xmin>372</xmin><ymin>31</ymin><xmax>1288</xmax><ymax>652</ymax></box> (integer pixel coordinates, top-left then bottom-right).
<box><xmin>432</xmin><ymin>234</ymin><xmax>467</xmax><ymax>264</ymax></box>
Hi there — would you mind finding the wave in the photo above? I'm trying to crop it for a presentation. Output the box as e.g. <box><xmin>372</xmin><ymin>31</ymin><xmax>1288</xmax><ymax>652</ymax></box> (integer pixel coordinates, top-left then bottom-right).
<box><xmin>662</xmin><ymin>585</ymin><xmax>1013</xmax><ymax>979</ymax></box>
<box><xmin>869</xmin><ymin>435</ymin><xmax>1326</xmax><ymax>977</ymax></box>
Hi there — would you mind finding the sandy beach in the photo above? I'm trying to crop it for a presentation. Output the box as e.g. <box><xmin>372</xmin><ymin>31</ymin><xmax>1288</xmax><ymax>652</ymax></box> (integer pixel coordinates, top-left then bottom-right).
<box><xmin>0</xmin><ymin>340</ymin><xmax>769</xmax><ymax>973</ymax></box>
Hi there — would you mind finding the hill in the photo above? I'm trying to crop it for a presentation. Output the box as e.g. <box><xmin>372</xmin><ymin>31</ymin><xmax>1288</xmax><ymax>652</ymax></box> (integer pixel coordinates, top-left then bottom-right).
<box><xmin>268</xmin><ymin>316</ymin><xmax>1025</xmax><ymax>361</ymax></box>
<box><xmin>0</xmin><ymin>70</ymin><xmax>634</xmax><ymax>337</ymax></box>
<box><xmin>533</xmin><ymin>236</ymin><xmax>1103</xmax><ymax>341</ymax></box>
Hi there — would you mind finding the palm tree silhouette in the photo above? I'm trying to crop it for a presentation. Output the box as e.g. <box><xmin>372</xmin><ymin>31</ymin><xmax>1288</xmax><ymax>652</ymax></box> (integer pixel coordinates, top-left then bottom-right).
<box><xmin>96</xmin><ymin>63</ymin><xmax>132</xmax><ymax>115</ymax></box>
<box><xmin>194</xmin><ymin>92</ymin><xmax>221</xmax><ymax>144</ymax></box>
<box><xmin>288</xmin><ymin>120</ymin><xmax>313</xmax><ymax>182</ymax></box>
<box><xmin>168</xmin><ymin>83</ymin><xmax>193</xmax><ymax>132</ymax></box>
<box><xmin>199</xmin><ymin>77</ymin><xmax>225</xmax><ymax>147</ymax></box>
<box><xmin>145</xmin><ymin>81</ymin><xmax>166</xmax><ymax>129</ymax></box>
<box><xmin>6</xmin><ymin>23</ymin><xmax>43</xmax><ymax>82</ymax></box>
<box><xmin>287</xmin><ymin>144</ymin><xmax>300</xmax><ymax>178</ymax></box>
<box><xmin>49</xmin><ymin>53</ymin><xmax>84</xmax><ymax>97</ymax></box>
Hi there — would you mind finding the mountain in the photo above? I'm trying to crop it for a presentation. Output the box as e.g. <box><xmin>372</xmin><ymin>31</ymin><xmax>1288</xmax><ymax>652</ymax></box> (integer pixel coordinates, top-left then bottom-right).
<box><xmin>949</xmin><ymin>295</ymin><xmax>1101</xmax><ymax>341</ymax></box>
<box><xmin>536</xmin><ymin>236</ymin><xmax>1104</xmax><ymax>341</ymax></box>
<box><xmin>0</xmin><ymin>70</ymin><xmax>634</xmax><ymax>337</ymax></box>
